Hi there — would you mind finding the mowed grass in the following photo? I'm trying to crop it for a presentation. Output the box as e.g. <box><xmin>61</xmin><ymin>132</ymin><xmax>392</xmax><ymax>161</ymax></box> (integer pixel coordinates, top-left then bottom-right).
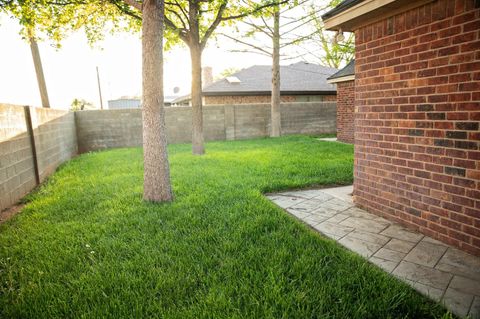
<box><xmin>0</xmin><ymin>136</ymin><xmax>450</xmax><ymax>318</ymax></box>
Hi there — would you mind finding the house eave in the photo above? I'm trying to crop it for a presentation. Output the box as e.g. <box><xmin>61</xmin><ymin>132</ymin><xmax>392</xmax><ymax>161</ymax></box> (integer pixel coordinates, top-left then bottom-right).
<box><xmin>323</xmin><ymin>0</ymin><xmax>434</xmax><ymax>32</ymax></box>
<box><xmin>327</xmin><ymin>75</ymin><xmax>355</xmax><ymax>84</ymax></box>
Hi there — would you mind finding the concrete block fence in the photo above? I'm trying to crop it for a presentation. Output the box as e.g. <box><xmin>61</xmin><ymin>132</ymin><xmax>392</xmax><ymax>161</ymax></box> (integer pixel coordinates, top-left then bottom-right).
<box><xmin>75</xmin><ymin>102</ymin><xmax>336</xmax><ymax>152</ymax></box>
<box><xmin>1</xmin><ymin>102</ymin><xmax>336</xmax><ymax>211</ymax></box>
<box><xmin>0</xmin><ymin>104</ymin><xmax>77</xmax><ymax>211</ymax></box>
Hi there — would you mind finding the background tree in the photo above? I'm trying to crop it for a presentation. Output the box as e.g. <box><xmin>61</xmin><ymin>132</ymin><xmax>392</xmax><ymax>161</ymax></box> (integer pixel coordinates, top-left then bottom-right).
<box><xmin>296</xmin><ymin>0</ymin><xmax>354</xmax><ymax>68</ymax></box>
<box><xmin>215</xmin><ymin>67</ymin><xmax>240</xmax><ymax>81</ymax></box>
<box><xmin>2</xmin><ymin>0</ymin><xmax>172</xmax><ymax>202</ymax></box>
<box><xmin>220</xmin><ymin>0</ymin><xmax>314</xmax><ymax>137</ymax></box>
<box><xmin>6</xmin><ymin>0</ymin><xmax>285</xmax><ymax>155</ymax></box>
<box><xmin>113</xmin><ymin>0</ymin><xmax>287</xmax><ymax>154</ymax></box>
<box><xmin>160</xmin><ymin>0</ymin><xmax>288</xmax><ymax>154</ymax></box>
<box><xmin>70</xmin><ymin>98</ymin><xmax>95</xmax><ymax>111</ymax></box>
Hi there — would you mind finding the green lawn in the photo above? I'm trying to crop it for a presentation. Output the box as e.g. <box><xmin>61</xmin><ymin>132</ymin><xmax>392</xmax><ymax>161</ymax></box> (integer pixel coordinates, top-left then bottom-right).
<box><xmin>0</xmin><ymin>136</ymin><xmax>450</xmax><ymax>318</ymax></box>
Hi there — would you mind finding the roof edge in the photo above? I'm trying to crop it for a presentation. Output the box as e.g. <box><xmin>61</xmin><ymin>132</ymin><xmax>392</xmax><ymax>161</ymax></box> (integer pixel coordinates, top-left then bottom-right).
<box><xmin>321</xmin><ymin>0</ymin><xmax>365</xmax><ymax>21</ymax></box>
<box><xmin>327</xmin><ymin>60</ymin><xmax>355</xmax><ymax>80</ymax></box>
<box><xmin>203</xmin><ymin>91</ymin><xmax>337</xmax><ymax>97</ymax></box>
<box><xmin>323</xmin><ymin>0</ymin><xmax>434</xmax><ymax>31</ymax></box>
<box><xmin>327</xmin><ymin>75</ymin><xmax>355</xmax><ymax>84</ymax></box>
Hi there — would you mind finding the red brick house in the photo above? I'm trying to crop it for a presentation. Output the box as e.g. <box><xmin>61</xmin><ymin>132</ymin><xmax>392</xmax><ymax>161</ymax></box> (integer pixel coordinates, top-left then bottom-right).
<box><xmin>323</xmin><ymin>0</ymin><xmax>480</xmax><ymax>256</ymax></box>
<box><xmin>173</xmin><ymin>62</ymin><xmax>338</xmax><ymax>105</ymax></box>
<box><xmin>327</xmin><ymin>60</ymin><xmax>355</xmax><ymax>143</ymax></box>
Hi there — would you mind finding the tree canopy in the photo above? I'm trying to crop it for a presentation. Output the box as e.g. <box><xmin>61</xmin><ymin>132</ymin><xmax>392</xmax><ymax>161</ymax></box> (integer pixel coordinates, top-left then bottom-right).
<box><xmin>296</xmin><ymin>0</ymin><xmax>354</xmax><ymax>68</ymax></box>
<box><xmin>2</xmin><ymin>0</ymin><xmax>140</xmax><ymax>43</ymax></box>
<box><xmin>3</xmin><ymin>0</ymin><xmax>289</xmax><ymax>155</ymax></box>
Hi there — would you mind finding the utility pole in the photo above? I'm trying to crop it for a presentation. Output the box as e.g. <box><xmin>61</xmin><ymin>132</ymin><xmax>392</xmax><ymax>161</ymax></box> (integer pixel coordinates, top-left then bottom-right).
<box><xmin>29</xmin><ymin>36</ymin><xmax>50</xmax><ymax>108</ymax></box>
<box><xmin>96</xmin><ymin>66</ymin><xmax>104</xmax><ymax>110</ymax></box>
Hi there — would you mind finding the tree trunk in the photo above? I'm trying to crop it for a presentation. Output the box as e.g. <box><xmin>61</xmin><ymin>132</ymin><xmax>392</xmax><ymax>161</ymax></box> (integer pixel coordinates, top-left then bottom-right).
<box><xmin>96</xmin><ymin>66</ymin><xmax>104</xmax><ymax>110</ymax></box>
<box><xmin>270</xmin><ymin>6</ymin><xmax>281</xmax><ymax>137</ymax></box>
<box><xmin>190</xmin><ymin>43</ymin><xmax>205</xmax><ymax>154</ymax></box>
<box><xmin>142</xmin><ymin>0</ymin><xmax>173</xmax><ymax>202</ymax></box>
<box><xmin>29</xmin><ymin>37</ymin><xmax>50</xmax><ymax>108</ymax></box>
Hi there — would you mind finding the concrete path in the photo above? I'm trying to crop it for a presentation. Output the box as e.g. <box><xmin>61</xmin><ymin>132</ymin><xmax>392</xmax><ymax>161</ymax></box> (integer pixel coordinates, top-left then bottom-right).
<box><xmin>267</xmin><ymin>186</ymin><xmax>480</xmax><ymax>318</ymax></box>
<box><xmin>317</xmin><ymin>137</ymin><xmax>338</xmax><ymax>142</ymax></box>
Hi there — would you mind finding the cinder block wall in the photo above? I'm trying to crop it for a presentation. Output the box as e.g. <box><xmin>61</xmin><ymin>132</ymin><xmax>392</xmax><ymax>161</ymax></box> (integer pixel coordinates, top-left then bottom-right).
<box><xmin>31</xmin><ymin>108</ymin><xmax>78</xmax><ymax>182</ymax></box>
<box><xmin>336</xmin><ymin>81</ymin><xmax>355</xmax><ymax>143</ymax></box>
<box><xmin>204</xmin><ymin>94</ymin><xmax>337</xmax><ymax>105</ymax></box>
<box><xmin>76</xmin><ymin>102</ymin><xmax>337</xmax><ymax>152</ymax></box>
<box><xmin>0</xmin><ymin>105</ymin><xmax>35</xmax><ymax>211</ymax></box>
<box><xmin>354</xmin><ymin>0</ymin><xmax>480</xmax><ymax>255</ymax></box>
<box><xmin>1</xmin><ymin>102</ymin><xmax>335</xmax><ymax>211</ymax></box>
<box><xmin>0</xmin><ymin>104</ymin><xmax>77</xmax><ymax>211</ymax></box>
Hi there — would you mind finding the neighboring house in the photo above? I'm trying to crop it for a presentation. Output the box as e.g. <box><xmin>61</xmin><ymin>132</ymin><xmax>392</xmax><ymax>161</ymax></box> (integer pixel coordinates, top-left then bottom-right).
<box><xmin>108</xmin><ymin>98</ymin><xmax>141</xmax><ymax>109</ymax></box>
<box><xmin>164</xmin><ymin>96</ymin><xmax>180</xmax><ymax>106</ymax></box>
<box><xmin>107</xmin><ymin>96</ymin><xmax>180</xmax><ymax>109</ymax></box>
<box><xmin>327</xmin><ymin>60</ymin><xmax>355</xmax><ymax>144</ymax></box>
<box><xmin>174</xmin><ymin>62</ymin><xmax>338</xmax><ymax>105</ymax></box>
<box><xmin>323</xmin><ymin>0</ymin><xmax>480</xmax><ymax>256</ymax></box>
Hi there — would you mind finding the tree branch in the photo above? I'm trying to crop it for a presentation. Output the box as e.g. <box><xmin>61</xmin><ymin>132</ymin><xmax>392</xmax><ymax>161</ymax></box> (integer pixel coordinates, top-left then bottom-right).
<box><xmin>200</xmin><ymin>2</ymin><xmax>226</xmax><ymax>50</ymax></box>
<box><xmin>110</xmin><ymin>0</ymin><xmax>141</xmax><ymax>20</ymax></box>
<box><xmin>121</xmin><ymin>0</ymin><xmax>141</xmax><ymax>11</ymax></box>
<box><xmin>220</xmin><ymin>0</ymin><xmax>288</xmax><ymax>21</ymax></box>
<box><xmin>230</xmin><ymin>49</ymin><xmax>272</xmax><ymax>57</ymax></box>
<box><xmin>241</xmin><ymin>19</ymin><xmax>273</xmax><ymax>39</ymax></box>
<box><xmin>165</xmin><ymin>0</ymin><xmax>189</xmax><ymax>22</ymax></box>
<box><xmin>164</xmin><ymin>15</ymin><xmax>189</xmax><ymax>43</ymax></box>
<box><xmin>259</xmin><ymin>15</ymin><xmax>274</xmax><ymax>34</ymax></box>
<box><xmin>166</xmin><ymin>7</ymin><xmax>187</xmax><ymax>30</ymax></box>
<box><xmin>220</xmin><ymin>33</ymin><xmax>272</xmax><ymax>55</ymax></box>
<box><xmin>280</xmin><ymin>31</ymin><xmax>316</xmax><ymax>48</ymax></box>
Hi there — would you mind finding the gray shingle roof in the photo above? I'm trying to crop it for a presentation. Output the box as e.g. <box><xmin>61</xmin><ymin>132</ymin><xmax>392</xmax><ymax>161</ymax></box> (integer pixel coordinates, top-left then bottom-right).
<box><xmin>203</xmin><ymin>62</ymin><xmax>338</xmax><ymax>95</ymax></box>
<box><xmin>327</xmin><ymin>60</ymin><xmax>355</xmax><ymax>80</ymax></box>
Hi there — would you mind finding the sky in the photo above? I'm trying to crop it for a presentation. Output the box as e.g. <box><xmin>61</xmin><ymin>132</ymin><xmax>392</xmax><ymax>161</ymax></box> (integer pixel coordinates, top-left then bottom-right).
<box><xmin>0</xmin><ymin>3</ymin><xmax>328</xmax><ymax>110</ymax></box>
<box><xmin>0</xmin><ymin>14</ymin><xmax>275</xmax><ymax>110</ymax></box>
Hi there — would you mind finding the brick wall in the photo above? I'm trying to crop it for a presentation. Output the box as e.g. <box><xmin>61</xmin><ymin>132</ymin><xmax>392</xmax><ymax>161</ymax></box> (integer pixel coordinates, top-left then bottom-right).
<box><xmin>354</xmin><ymin>0</ymin><xmax>480</xmax><ymax>255</ymax></box>
<box><xmin>336</xmin><ymin>80</ymin><xmax>355</xmax><ymax>143</ymax></box>
<box><xmin>0</xmin><ymin>104</ymin><xmax>77</xmax><ymax>212</ymax></box>
<box><xmin>76</xmin><ymin>102</ymin><xmax>337</xmax><ymax>152</ymax></box>
<box><xmin>204</xmin><ymin>94</ymin><xmax>336</xmax><ymax>105</ymax></box>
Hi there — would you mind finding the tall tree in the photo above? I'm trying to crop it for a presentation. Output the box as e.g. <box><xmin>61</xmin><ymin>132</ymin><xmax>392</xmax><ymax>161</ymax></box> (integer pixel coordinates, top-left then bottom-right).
<box><xmin>5</xmin><ymin>0</ymin><xmax>284</xmax><ymax>155</ymax></box>
<box><xmin>159</xmin><ymin>0</ymin><xmax>287</xmax><ymax>154</ymax></box>
<box><xmin>220</xmin><ymin>0</ymin><xmax>314</xmax><ymax>137</ymax></box>
<box><xmin>3</xmin><ymin>0</ymin><xmax>172</xmax><ymax>202</ymax></box>
<box><xmin>114</xmin><ymin>0</ymin><xmax>286</xmax><ymax>154</ymax></box>
<box><xmin>271</xmin><ymin>4</ymin><xmax>280</xmax><ymax>137</ymax></box>
<box><xmin>141</xmin><ymin>0</ymin><xmax>173</xmax><ymax>201</ymax></box>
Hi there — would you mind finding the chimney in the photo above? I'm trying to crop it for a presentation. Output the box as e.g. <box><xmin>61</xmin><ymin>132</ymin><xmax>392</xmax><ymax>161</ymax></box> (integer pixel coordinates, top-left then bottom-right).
<box><xmin>202</xmin><ymin>66</ymin><xmax>213</xmax><ymax>88</ymax></box>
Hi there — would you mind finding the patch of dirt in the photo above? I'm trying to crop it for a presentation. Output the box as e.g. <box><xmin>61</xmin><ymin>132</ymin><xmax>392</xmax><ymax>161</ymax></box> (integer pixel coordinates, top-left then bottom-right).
<box><xmin>0</xmin><ymin>204</ymin><xmax>25</xmax><ymax>225</ymax></box>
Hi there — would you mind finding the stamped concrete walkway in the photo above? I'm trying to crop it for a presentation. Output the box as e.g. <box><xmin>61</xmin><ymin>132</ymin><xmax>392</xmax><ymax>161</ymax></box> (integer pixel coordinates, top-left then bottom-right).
<box><xmin>267</xmin><ymin>186</ymin><xmax>480</xmax><ymax>318</ymax></box>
